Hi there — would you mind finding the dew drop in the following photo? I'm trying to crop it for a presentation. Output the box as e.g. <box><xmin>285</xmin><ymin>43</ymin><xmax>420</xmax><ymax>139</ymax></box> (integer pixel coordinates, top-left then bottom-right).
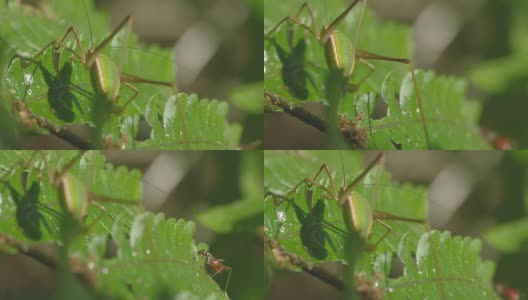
<box><xmin>88</xmin><ymin>262</ymin><xmax>95</xmax><ymax>270</ymax></box>
<box><xmin>24</xmin><ymin>73</ymin><xmax>33</xmax><ymax>85</ymax></box>
<box><xmin>277</xmin><ymin>211</ymin><xmax>286</xmax><ymax>222</ymax></box>
<box><xmin>146</xmin><ymin>249</ymin><xmax>151</xmax><ymax>255</ymax></box>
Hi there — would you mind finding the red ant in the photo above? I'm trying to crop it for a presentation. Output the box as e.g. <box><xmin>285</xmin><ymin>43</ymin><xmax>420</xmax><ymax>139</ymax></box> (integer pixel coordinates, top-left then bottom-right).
<box><xmin>198</xmin><ymin>249</ymin><xmax>232</xmax><ymax>296</ymax></box>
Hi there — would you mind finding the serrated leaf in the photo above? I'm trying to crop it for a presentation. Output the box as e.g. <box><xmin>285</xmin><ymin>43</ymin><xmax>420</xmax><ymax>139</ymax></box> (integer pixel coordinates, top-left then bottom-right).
<box><xmin>137</xmin><ymin>93</ymin><xmax>242</xmax><ymax>150</ymax></box>
<box><xmin>386</xmin><ymin>231</ymin><xmax>497</xmax><ymax>300</ymax></box>
<box><xmin>0</xmin><ymin>0</ymin><xmax>242</xmax><ymax>149</ymax></box>
<box><xmin>350</xmin><ymin>71</ymin><xmax>490</xmax><ymax>149</ymax></box>
<box><xmin>0</xmin><ymin>151</ymin><xmax>142</xmax><ymax>243</ymax></box>
<box><xmin>2</xmin><ymin>0</ymin><xmax>174</xmax><ymax>125</ymax></box>
<box><xmin>265</xmin><ymin>0</ymin><xmax>489</xmax><ymax>149</ymax></box>
<box><xmin>265</xmin><ymin>0</ymin><xmax>411</xmax><ymax>103</ymax></box>
<box><xmin>97</xmin><ymin>212</ymin><xmax>228</xmax><ymax>300</ymax></box>
<box><xmin>264</xmin><ymin>151</ymin><xmax>427</xmax><ymax>264</ymax></box>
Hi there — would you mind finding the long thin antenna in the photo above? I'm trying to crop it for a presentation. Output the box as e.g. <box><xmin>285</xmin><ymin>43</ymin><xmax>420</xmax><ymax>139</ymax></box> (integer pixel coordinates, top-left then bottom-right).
<box><xmin>81</xmin><ymin>0</ymin><xmax>94</xmax><ymax>49</ymax></box>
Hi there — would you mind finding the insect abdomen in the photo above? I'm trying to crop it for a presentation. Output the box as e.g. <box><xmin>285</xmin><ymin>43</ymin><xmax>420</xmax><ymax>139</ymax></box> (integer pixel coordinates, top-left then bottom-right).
<box><xmin>324</xmin><ymin>31</ymin><xmax>356</xmax><ymax>78</ymax></box>
<box><xmin>90</xmin><ymin>54</ymin><xmax>121</xmax><ymax>102</ymax></box>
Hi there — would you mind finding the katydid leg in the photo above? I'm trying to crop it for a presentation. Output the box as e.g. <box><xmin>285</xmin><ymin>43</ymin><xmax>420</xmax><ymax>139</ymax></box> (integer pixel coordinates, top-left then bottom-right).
<box><xmin>355</xmin><ymin>50</ymin><xmax>431</xmax><ymax>149</ymax></box>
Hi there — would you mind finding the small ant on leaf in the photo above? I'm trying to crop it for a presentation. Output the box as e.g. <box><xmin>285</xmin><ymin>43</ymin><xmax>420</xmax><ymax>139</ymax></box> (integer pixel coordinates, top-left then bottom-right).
<box><xmin>198</xmin><ymin>249</ymin><xmax>232</xmax><ymax>297</ymax></box>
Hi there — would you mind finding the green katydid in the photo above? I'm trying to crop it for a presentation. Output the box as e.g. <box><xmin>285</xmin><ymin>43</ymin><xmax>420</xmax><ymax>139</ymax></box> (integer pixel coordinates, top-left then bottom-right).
<box><xmin>11</xmin><ymin>1</ymin><xmax>176</xmax><ymax>118</ymax></box>
<box><xmin>265</xmin><ymin>0</ymin><xmax>431</xmax><ymax>149</ymax></box>
<box><xmin>0</xmin><ymin>151</ymin><xmax>144</xmax><ymax>239</ymax></box>
<box><xmin>271</xmin><ymin>151</ymin><xmax>426</xmax><ymax>253</ymax></box>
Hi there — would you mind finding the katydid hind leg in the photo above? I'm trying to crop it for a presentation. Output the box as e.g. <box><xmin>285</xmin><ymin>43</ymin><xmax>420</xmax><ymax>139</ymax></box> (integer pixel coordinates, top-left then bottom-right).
<box><xmin>345</xmin><ymin>59</ymin><xmax>374</xmax><ymax>93</ymax></box>
<box><xmin>113</xmin><ymin>81</ymin><xmax>139</xmax><ymax>114</ymax></box>
<box><xmin>86</xmin><ymin>15</ymin><xmax>132</xmax><ymax>67</ymax></box>
<box><xmin>120</xmin><ymin>73</ymin><xmax>177</xmax><ymax>93</ymax></box>
<box><xmin>340</xmin><ymin>152</ymin><xmax>384</xmax><ymax>200</ymax></box>
<box><xmin>369</xmin><ymin>218</ymin><xmax>391</xmax><ymax>250</ymax></box>
<box><xmin>372</xmin><ymin>210</ymin><xmax>425</xmax><ymax>226</ymax></box>
<box><xmin>355</xmin><ymin>50</ymin><xmax>431</xmax><ymax>149</ymax></box>
<box><xmin>50</xmin><ymin>151</ymin><xmax>87</xmax><ymax>185</ymax></box>
<box><xmin>321</xmin><ymin>0</ymin><xmax>363</xmax><ymax>44</ymax></box>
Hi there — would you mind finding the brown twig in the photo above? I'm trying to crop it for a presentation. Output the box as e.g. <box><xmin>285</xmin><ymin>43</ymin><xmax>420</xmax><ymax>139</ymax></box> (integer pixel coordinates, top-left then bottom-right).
<box><xmin>265</xmin><ymin>237</ymin><xmax>344</xmax><ymax>291</ymax></box>
<box><xmin>264</xmin><ymin>90</ymin><xmax>327</xmax><ymax>132</ymax></box>
<box><xmin>264</xmin><ymin>91</ymin><xmax>367</xmax><ymax>149</ymax></box>
<box><xmin>0</xmin><ymin>232</ymin><xmax>97</xmax><ymax>289</ymax></box>
<box><xmin>12</xmin><ymin>101</ymin><xmax>92</xmax><ymax>149</ymax></box>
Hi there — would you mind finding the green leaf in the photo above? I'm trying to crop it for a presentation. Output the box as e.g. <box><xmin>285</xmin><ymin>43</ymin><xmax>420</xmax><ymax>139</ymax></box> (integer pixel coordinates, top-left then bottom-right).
<box><xmin>265</xmin><ymin>0</ymin><xmax>489</xmax><ymax>149</ymax></box>
<box><xmin>0</xmin><ymin>0</ymin><xmax>242</xmax><ymax>149</ymax></box>
<box><xmin>0</xmin><ymin>151</ymin><xmax>235</xmax><ymax>299</ymax></box>
<box><xmin>3</xmin><ymin>1</ymin><xmax>173</xmax><ymax>121</ymax></box>
<box><xmin>98</xmin><ymin>212</ymin><xmax>228</xmax><ymax>300</ymax></box>
<box><xmin>0</xmin><ymin>151</ymin><xmax>142</xmax><ymax>243</ymax></box>
<box><xmin>264</xmin><ymin>151</ymin><xmax>427</xmax><ymax>264</ymax></box>
<box><xmin>136</xmin><ymin>93</ymin><xmax>242</xmax><ymax>150</ymax></box>
<box><xmin>347</xmin><ymin>71</ymin><xmax>490</xmax><ymax>149</ymax></box>
<box><xmin>265</xmin><ymin>0</ymin><xmax>409</xmax><ymax>101</ymax></box>
<box><xmin>197</xmin><ymin>151</ymin><xmax>263</xmax><ymax>233</ymax></box>
<box><xmin>0</xmin><ymin>37</ymin><xmax>17</xmax><ymax>148</ymax></box>
<box><xmin>386</xmin><ymin>231</ymin><xmax>497</xmax><ymax>300</ymax></box>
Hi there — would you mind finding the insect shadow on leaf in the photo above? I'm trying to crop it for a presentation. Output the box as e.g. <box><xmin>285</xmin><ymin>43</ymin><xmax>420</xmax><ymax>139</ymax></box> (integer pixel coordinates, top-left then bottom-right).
<box><xmin>294</xmin><ymin>199</ymin><xmax>333</xmax><ymax>259</ymax></box>
<box><xmin>39</xmin><ymin>62</ymin><xmax>86</xmax><ymax>122</ymax></box>
<box><xmin>273</xmin><ymin>189</ymin><xmax>347</xmax><ymax>260</ymax></box>
<box><xmin>5</xmin><ymin>171</ymin><xmax>63</xmax><ymax>241</ymax></box>
<box><xmin>7</xmin><ymin>181</ymin><xmax>44</xmax><ymax>240</ymax></box>
<box><xmin>271</xmin><ymin>37</ymin><xmax>312</xmax><ymax>100</ymax></box>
